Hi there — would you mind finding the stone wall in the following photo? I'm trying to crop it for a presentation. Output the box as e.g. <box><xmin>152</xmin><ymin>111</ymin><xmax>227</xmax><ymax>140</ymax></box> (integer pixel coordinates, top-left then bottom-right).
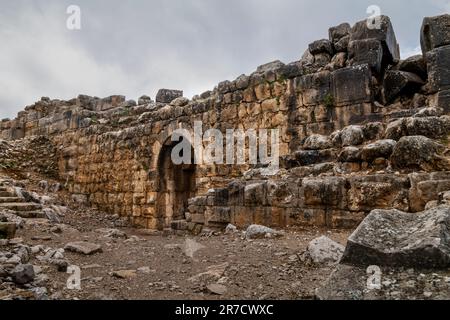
<box><xmin>2</xmin><ymin>14</ymin><xmax>450</xmax><ymax>231</ymax></box>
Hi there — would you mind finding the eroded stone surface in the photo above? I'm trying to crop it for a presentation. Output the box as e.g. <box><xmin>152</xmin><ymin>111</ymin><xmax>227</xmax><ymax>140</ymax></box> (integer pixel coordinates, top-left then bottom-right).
<box><xmin>341</xmin><ymin>206</ymin><xmax>450</xmax><ymax>268</ymax></box>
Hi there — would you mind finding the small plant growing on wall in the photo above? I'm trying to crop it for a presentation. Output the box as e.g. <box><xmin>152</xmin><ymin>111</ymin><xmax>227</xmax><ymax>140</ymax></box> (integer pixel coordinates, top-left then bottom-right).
<box><xmin>323</xmin><ymin>93</ymin><xmax>335</xmax><ymax>108</ymax></box>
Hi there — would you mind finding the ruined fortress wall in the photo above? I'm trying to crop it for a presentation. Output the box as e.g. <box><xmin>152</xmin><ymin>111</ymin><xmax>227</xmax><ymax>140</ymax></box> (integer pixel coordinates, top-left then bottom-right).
<box><xmin>0</xmin><ymin>63</ymin><xmax>379</xmax><ymax>229</ymax></box>
<box><xmin>2</xmin><ymin>14</ymin><xmax>450</xmax><ymax>231</ymax></box>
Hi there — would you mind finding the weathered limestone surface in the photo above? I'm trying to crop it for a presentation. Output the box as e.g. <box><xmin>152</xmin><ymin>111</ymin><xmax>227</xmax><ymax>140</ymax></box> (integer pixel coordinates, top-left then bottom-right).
<box><xmin>421</xmin><ymin>14</ymin><xmax>450</xmax><ymax>54</ymax></box>
<box><xmin>317</xmin><ymin>204</ymin><xmax>450</xmax><ymax>300</ymax></box>
<box><xmin>341</xmin><ymin>207</ymin><xmax>450</xmax><ymax>268</ymax></box>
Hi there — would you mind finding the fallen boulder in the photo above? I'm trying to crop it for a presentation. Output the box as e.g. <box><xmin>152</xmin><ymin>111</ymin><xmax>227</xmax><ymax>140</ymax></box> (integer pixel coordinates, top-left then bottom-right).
<box><xmin>245</xmin><ymin>225</ymin><xmax>284</xmax><ymax>240</ymax></box>
<box><xmin>340</xmin><ymin>206</ymin><xmax>450</xmax><ymax>268</ymax></box>
<box><xmin>304</xmin><ymin>236</ymin><xmax>345</xmax><ymax>264</ymax></box>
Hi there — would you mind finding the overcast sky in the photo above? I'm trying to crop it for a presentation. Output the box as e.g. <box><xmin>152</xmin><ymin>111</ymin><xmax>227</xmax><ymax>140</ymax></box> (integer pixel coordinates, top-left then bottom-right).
<box><xmin>0</xmin><ymin>0</ymin><xmax>449</xmax><ymax>119</ymax></box>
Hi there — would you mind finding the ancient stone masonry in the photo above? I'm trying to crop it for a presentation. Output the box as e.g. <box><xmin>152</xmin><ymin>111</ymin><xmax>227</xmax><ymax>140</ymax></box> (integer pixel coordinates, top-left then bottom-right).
<box><xmin>1</xmin><ymin>14</ymin><xmax>450</xmax><ymax>233</ymax></box>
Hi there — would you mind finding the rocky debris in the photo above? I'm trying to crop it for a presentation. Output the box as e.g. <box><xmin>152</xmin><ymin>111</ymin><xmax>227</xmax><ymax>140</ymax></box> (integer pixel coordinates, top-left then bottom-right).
<box><xmin>317</xmin><ymin>264</ymin><xmax>450</xmax><ymax>300</ymax></box>
<box><xmin>225</xmin><ymin>224</ymin><xmax>238</xmax><ymax>234</ymax></box>
<box><xmin>64</xmin><ymin>242</ymin><xmax>102</xmax><ymax>255</ymax></box>
<box><xmin>341</xmin><ymin>206</ymin><xmax>450</xmax><ymax>268</ymax></box>
<box><xmin>206</xmin><ymin>283</ymin><xmax>228</xmax><ymax>295</ymax></box>
<box><xmin>11</xmin><ymin>264</ymin><xmax>35</xmax><ymax>285</ymax></box>
<box><xmin>303</xmin><ymin>236</ymin><xmax>345</xmax><ymax>265</ymax></box>
<box><xmin>112</xmin><ymin>270</ymin><xmax>137</xmax><ymax>279</ymax></box>
<box><xmin>245</xmin><ymin>225</ymin><xmax>284</xmax><ymax>240</ymax></box>
<box><xmin>390</xmin><ymin>136</ymin><xmax>450</xmax><ymax>171</ymax></box>
<box><xmin>0</xmin><ymin>136</ymin><xmax>57</xmax><ymax>176</ymax></box>
<box><xmin>42</xmin><ymin>208</ymin><xmax>60</xmax><ymax>223</ymax></box>
<box><xmin>137</xmin><ymin>266</ymin><xmax>153</xmax><ymax>274</ymax></box>
<box><xmin>96</xmin><ymin>228</ymin><xmax>128</xmax><ymax>239</ymax></box>
<box><xmin>182</xmin><ymin>239</ymin><xmax>206</xmax><ymax>259</ymax></box>
<box><xmin>155</xmin><ymin>89</ymin><xmax>183</xmax><ymax>104</ymax></box>
<box><xmin>188</xmin><ymin>263</ymin><xmax>229</xmax><ymax>283</ymax></box>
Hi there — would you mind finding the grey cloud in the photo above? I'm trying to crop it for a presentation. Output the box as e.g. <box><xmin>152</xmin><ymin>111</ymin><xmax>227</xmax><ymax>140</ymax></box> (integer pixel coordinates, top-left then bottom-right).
<box><xmin>0</xmin><ymin>0</ymin><xmax>449</xmax><ymax>119</ymax></box>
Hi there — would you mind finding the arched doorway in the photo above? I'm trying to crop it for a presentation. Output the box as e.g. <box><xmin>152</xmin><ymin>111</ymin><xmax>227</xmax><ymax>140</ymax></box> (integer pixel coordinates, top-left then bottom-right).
<box><xmin>156</xmin><ymin>136</ymin><xmax>196</xmax><ymax>230</ymax></box>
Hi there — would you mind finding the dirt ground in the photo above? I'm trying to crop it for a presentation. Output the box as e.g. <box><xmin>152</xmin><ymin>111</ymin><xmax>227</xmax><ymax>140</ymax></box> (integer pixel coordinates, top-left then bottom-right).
<box><xmin>10</xmin><ymin>208</ymin><xmax>350</xmax><ymax>300</ymax></box>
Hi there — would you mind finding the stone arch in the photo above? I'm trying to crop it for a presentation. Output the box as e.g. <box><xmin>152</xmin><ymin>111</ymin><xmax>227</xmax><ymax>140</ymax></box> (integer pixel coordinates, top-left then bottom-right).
<box><xmin>155</xmin><ymin>130</ymin><xmax>196</xmax><ymax>230</ymax></box>
<box><xmin>151</xmin><ymin>121</ymin><xmax>194</xmax><ymax>171</ymax></box>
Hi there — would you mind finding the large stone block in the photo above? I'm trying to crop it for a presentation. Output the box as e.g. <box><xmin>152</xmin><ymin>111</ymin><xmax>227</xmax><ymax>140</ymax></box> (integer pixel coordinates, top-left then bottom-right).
<box><xmin>284</xmin><ymin>149</ymin><xmax>337</xmax><ymax>168</ymax></box>
<box><xmin>396</xmin><ymin>55</ymin><xmax>428</xmax><ymax>80</ymax></box>
<box><xmin>266</xmin><ymin>180</ymin><xmax>298</xmax><ymax>208</ymax></box>
<box><xmin>347</xmin><ymin>174</ymin><xmax>409</xmax><ymax>212</ymax></box>
<box><xmin>391</xmin><ymin>135</ymin><xmax>450</xmax><ymax>171</ymax></box>
<box><xmin>295</xmin><ymin>71</ymin><xmax>331</xmax><ymax>106</ymax></box>
<box><xmin>331</xmin><ymin>65</ymin><xmax>372</xmax><ymax>107</ymax></box>
<box><xmin>244</xmin><ymin>183</ymin><xmax>267</xmax><ymax>206</ymax></box>
<box><xmin>329</xmin><ymin>23</ymin><xmax>351</xmax><ymax>44</ymax></box>
<box><xmin>303</xmin><ymin>177</ymin><xmax>348</xmax><ymax>208</ymax></box>
<box><xmin>426</xmin><ymin>45</ymin><xmax>450</xmax><ymax>93</ymax></box>
<box><xmin>409</xmin><ymin>172</ymin><xmax>450</xmax><ymax>212</ymax></box>
<box><xmin>309</xmin><ymin>39</ymin><xmax>334</xmax><ymax>55</ymax></box>
<box><xmin>340</xmin><ymin>207</ymin><xmax>450</xmax><ymax>268</ymax></box>
<box><xmin>421</xmin><ymin>14</ymin><xmax>450</xmax><ymax>54</ymax></box>
<box><xmin>348</xmin><ymin>39</ymin><xmax>383</xmax><ymax>73</ymax></box>
<box><xmin>256</xmin><ymin>60</ymin><xmax>285</xmax><ymax>74</ymax></box>
<box><xmin>382</xmin><ymin>70</ymin><xmax>425</xmax><ymax>103</ymax></box>
<box><xmin>436</xmin><ymin>89</ymin><xmax>450</xmax><ymax>113</ymax></box>
<box><xmin>350</xmin><ymin>15</ymin><xmax>400</xmax><ymax>64</ymax></box>
<box><xmin>156</xmin><ymin>89</ymin><xmax>183</xmax><ymax>104</ymax></box>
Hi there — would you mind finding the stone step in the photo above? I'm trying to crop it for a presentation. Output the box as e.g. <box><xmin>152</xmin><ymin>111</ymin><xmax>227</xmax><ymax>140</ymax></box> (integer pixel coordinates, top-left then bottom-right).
<box><xmin>0</xmin><ymin>197</ymin><xmax>24</xmax><ymax>204</ymax></box>
<box><xmin>0</xmin><ymin>191</ymin><xmax>16</xmax><ymax>197</ymax></box>
<box><xmin>0</xmin><ymin>202</ymin><xmax>42</xmax><ymax>212</ymax></box>
<box><xmin>13</xmin><ymin>211</ymin><xmax>46</xmax><ymax>219</ymax></box>
<box><xmin>0</xmin><ymin>186</ymin><xmax>9</xmax><ymax>192</ymax></box>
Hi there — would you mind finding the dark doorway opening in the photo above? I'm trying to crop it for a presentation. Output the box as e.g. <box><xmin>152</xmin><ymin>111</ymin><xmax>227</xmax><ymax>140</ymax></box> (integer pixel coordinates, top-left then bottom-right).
<box><xmin>156</xmin><ymin>137</ymin><xmax>196</xmax><ymax>230</ymax></box>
